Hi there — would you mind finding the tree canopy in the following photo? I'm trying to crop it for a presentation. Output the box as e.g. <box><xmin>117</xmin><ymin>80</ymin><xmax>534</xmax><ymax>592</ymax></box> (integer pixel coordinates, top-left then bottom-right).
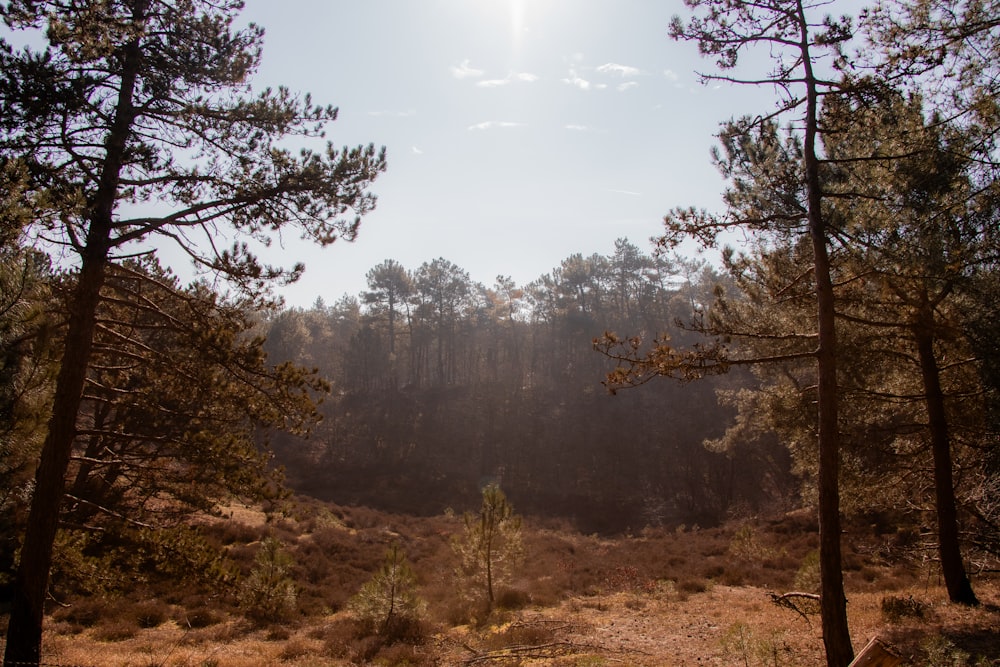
<box><xmin>0</xmin><ymin>0</ymin><xmax>385</xmax><ymax>661</ymax></box>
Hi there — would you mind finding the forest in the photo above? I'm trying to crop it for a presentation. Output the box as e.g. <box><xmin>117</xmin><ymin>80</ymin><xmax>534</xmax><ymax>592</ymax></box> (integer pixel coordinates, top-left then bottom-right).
<box><xmin>1</xmin><ymin>0</ymin><xmax>999</xmax><ymax>665</ymax></box>
<box><xmin>260</xmin><ymin>248</ymin><xmax>770</xmax><ymax>533</ymax></box>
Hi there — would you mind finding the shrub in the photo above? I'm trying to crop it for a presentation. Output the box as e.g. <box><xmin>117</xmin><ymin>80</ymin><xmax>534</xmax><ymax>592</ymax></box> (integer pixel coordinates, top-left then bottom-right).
<box><xmin>347</xmin><ymin>543</ymin><xmax>423</xmax><ymax>640</ymax></box>
<box><xmin>880</xmin><ymin>595</ymin><xmax>926</xmax><ymax>623</ymax></box>
<box><xmin>717</xmin><ymin>566</ymin><xmax>746</xmax><ymax>586</ymax></box>
<box><xmin>729</xmin><ymin>523</ymin><xmax>775</xmax><ymax>562</ymax></box>
<box><xmin>921</xmin><ymin>636</ymin><xmax>972</xmax><ymax>667</ymax></box>
<box><xmin>277</xmin><ymin>637</ymin><xmax>312</xmax><ymax>660</ymax></box>
<box><xmin>237</xmin><ymin>537</ymin><xmax>297</xmax><ymax>622</ymax></box>
<box><xmin>719</xmin><ymin>622</ymin><xmax>790</xmax><ymax>667</ymax></box>
<box><xmin>50</xmin><ymin>596</ymin><xmax>107</xmax><ymax>629</ymax></box>
<box><xmin>92</xmin><ymin>616</ymin><xmax>139</xmax><ymax>641</ymax></box>
<box><xmin>129</xmin><ymin>598</ymin><xmax>170</xmax><ymax>628</ymax></box>
<box><xmin>677</xmin><ymin>577</ymin><xmax>709</xmax><ymax>595</ymax></box>
<box><xmin>603</xmin><ymin>565</ymin><xmax>643</xmax><ymax>593</ymax></box>
<box><xmin>214</xmin><ymin>520</ymin><xmax>262</xmax><ymax>545</ymax></box>
<box><xmin>701</xmin><ymin>563</ymin><xmax>726</xmax><ymax>580</ymax></box>
<box><xmin>793</xmin><ymin>550</ymin><xmax>821</xmax><ymax>593</ymax></box>
<box><xmin>452</xmin><ymin>484</ymin><xmax>523</xmax><ymax>613</ymax></box>
<box><xmin>183</xmin><ymin>605</ymin><xmax>223</xmax><ymax>629</ymax></box>
<box><xmin>367</xmin><ymin>641</ymin><xmax>430</xmax><ymax>666</ymax></box>
<box><xmin>495</xmin><ymin>586</ymin><xmax>531</xmax><ymax>610</ymax></box>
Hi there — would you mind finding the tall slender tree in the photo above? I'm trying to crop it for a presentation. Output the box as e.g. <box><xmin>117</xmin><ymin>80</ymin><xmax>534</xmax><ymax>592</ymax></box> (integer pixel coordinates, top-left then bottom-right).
<box><xmin>364</xmin><ymin>259</ymin><xmax>413</xmax><ymax>389</ymax></box>
<box><xmin>364</xmin><ymin>259</ymin><xmax>413</xmax><ymax>358</ymax></box>
<box><xmin>673</xmin><ymin>1</ymin><xmax>855</xmax><ymax>661</ymax></box>
<box><xmin>454</xmin><ymin>483</ymin><xmax>523</xmax><ymax>612</ymax></box>
<box><xmin>0</xmin><ymin>1</ymin><xmax>385</xmax><ymax>661</ymax></box>
<box><xmin>822</xmin><ymin>88</ymin><xmax>995</xmax><ymax>605</ymax></box>
<box><xmin>602</xmin><ymin>2</ymin><xmax>858</xmax><ymax>663</ymax></box>
<box><xmin>413</xmin><ymin>258</ymin><xmax>470</xmax><ymax>386</ymax></box>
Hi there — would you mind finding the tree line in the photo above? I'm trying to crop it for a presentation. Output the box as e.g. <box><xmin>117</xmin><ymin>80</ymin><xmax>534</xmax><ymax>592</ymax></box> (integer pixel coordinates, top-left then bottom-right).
<box><xmin>260</xmin><ymin>244</ymin><xmax>787</xmax><ymax>532</ymax></box>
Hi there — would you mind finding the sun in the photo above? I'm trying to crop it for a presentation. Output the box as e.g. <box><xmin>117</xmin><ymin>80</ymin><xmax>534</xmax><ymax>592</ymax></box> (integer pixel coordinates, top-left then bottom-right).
<box><xmin>509</xmin><ymin>0</ymin><xmax>525</xmax><ymax>42</ymax></box>
<box><xmin>477</xmin><ymin>0</ymin><xmax>531</xmax><ymax>50</ymax></box>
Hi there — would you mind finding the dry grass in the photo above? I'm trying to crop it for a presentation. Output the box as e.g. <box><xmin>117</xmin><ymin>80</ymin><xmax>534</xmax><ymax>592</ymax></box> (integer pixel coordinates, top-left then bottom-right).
<box><xmin>6</xmin><ymin>501</ymin><xmax>999</xmax><ymax>666</ymax></box>
<box><xmin>33</xmin><ymin>583</ymin><xmax>1000</xmax><ymax>666</ymax></box>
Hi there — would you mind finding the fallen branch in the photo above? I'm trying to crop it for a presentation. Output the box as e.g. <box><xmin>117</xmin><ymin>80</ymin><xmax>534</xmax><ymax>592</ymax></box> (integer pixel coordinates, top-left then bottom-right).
<box><xmin>769</xmin><ymin>591</ymin><xmax>821</xmax><ymax>625</ymax></box>
<box><xmin>462</xmin><ymin>640</ymin><xmax>613</xmax><ymax>665</ymax></box>
<box><xmin>506</xmin><ymin>618</ymin><xmax>574</xmax><ymax>634</ymax></box>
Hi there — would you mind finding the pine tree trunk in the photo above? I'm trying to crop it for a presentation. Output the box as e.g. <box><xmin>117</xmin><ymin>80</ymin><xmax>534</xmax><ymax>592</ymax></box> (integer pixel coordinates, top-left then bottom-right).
<box><xmin>4</xmin><ymin>255</ymin><xmax>108</xmax><ymax>665</ymax></box>
<box><xmin>812</xmin><ymin>227</ymin><xmax>853</xmax><ymax>667</ymax></box>
<box><xmin>799</xmin><ymin>1</ymin><xmax>853</xmax><ymax>661</ymax></box>
<box><xmin>3</xmin><ymin>8</ymin><xmax>144</xmax><ymax>661</ymax></box>
<box><xmin>485</xmin><ymin>525</ymin><xmax>495</xmax><ymax>610</ymax></box>
<box><xmin>914</xmin><ymin>307</ymin><xmax>978</xmax><ymax>605</ymax></box>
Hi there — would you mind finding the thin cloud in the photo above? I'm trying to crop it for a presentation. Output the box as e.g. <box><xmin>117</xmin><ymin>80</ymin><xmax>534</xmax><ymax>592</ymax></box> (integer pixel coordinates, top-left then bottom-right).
<box><xmin>562</xmin><ymin>69</ymin><xmax>589</xmax><ymax>90</ymax></box>
<box><xmin>597</xmin><ymin>62</ymin><xmax>641</xmax><ymax>77</ymax></box>
<box><xmin>477</xmin><ymin>78</ymin><xmax>510</xmax><ymax>88</ymax></box>
<box><xmin>467</xmin><ymin>121</ymin><xmax>525</xmax><ymax>131</ymax></box>
<box><xmin>565</xmin><ymin>124</ymin><xmax>591</xmax><ymax>131</ymax></box>
<box><xmin>617</xmin><ymin>81</ymin><xmax>639</xmax><ymax>92</ymax></box>
<box><xmin>476</xmin><ymin>71</ymin><xmax>539</xmax><ymax>88</ymax></box>
<box><xmin>607</xmin><ymin>188</ymin><xmax>642</xmax><ymax>196</ymax></box>
<box><xmin>663</xmin><ymin>69</ymin><xmax>679</xmax><ymax>81</ymax></box>
<box><xmin>451</xmin><ymin>59</ymin><xmax>484</xmax><ymax>79</ymax></box>
<box><xmin>563</xmin><ymin>68</ymin><xmax>605</xmax><ymax>91</ymax></box>
<box><xmin>411</xmin><ymin>146</ymin><xmax>424</xmax><ymax>155</ymax></box>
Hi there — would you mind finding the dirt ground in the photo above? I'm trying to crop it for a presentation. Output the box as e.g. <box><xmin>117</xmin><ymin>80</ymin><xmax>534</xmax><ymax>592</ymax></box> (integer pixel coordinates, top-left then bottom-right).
<box><xmin>33</xmin><ymin>579</ymin><xmax>1000</xmax><ymax>666</ymax></box>
<box><xmin>11</xmin><ymin>503</ymin><xmax>1000</xmax><ymax>666</ymax></box>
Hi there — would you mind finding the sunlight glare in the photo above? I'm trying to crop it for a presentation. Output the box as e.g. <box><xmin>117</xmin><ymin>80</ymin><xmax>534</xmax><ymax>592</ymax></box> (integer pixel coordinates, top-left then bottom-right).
<box><xmin>510</xmin><ymin>0</ymin><xmax>525</xmax><ymax>49</ymax></box>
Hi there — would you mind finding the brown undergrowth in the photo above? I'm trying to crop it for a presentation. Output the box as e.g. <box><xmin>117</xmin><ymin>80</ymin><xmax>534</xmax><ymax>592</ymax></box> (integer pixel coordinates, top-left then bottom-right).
<box><xmin>3</xmin><ymin>499</ymin><xmax>998</xmax><ymax>666</ymax></box>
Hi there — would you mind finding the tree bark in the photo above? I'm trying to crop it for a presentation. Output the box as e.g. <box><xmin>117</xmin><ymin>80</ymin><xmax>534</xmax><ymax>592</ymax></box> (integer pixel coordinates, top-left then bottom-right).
<box><xmin>3</xmin><ymin>4</ymin><xmax>145</xmax><ymax>661</ymax></box>
<box><xmin>811</xmin><ymin>216</ymin><xmax>853</xmax><ymax>667</ymax></box>
<box><xmin>797</xmin><ymin>1</ymin><xmax>853</xmax><ymax>663</ymax></box>
<box><xmin>4</xmin><ymin>254</ymin><xmax>109</xmax><ymax>665</ymax></box>
<box><xmin>914</xmin><ymin>303</ymin><xmax>978</xmax><ymax>605</ymax></box>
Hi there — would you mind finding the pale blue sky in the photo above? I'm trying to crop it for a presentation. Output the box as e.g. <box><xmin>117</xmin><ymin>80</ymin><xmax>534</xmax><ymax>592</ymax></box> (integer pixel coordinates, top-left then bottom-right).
<box><xmin>7</xmin><ymin>1</ymin><xmax>858</xmax><ymax>307</ymax></box>
<box><xmin>239</xmin><ymin>0</ymin><xmax>791</xmax><ymax>307</ymax></box>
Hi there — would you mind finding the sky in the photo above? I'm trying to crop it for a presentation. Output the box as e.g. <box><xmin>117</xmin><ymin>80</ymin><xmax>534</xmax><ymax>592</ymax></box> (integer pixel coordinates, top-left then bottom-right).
<box><xmin>1</xmin><ymin>0</ymin><xmax>851</xmax><ymax>307</ymax></box>
<box><xmin>229</xmin><ymin>0</ymin><xmax>807</xmax><ymax>308</ymax></box>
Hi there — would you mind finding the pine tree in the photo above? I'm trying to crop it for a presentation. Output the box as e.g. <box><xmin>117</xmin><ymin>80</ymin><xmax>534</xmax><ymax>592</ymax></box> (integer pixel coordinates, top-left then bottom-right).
<box><xmin>0</xmin><ymin>215</ymin><xmax>54</xmax><ymax>604</ymax></box>
<box><xmin>62</xmin><ymin>257</ymin><xmax>324</xmax><ymax>530</ymax></box>
<box><xmin>822</xmin><ymin>89</ymin><xmax>991</xmax><ymax>605</ymax></box>
<box><xmin>348</xmin><ymin>544</ymin><xmax>421</xmax><ymax>637</ymax></box>
<box><xmin>238</xmin><ymin>537</ymin><xmax>297</xmax><ymax>623</ymax></box>
<box><xmin>612</xmin><ymin>1</ymin><xmax>858</xmax><ymax>661</ymax></box>
<box><xmin>0</xmin><ymin>1</ymin><xmax>385</xmax><ymax>661</ymax></box>
<box><xmin>453</xmin><ymin>483</ymin><xmax>523</xmax><ymax>613</ymax></box>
